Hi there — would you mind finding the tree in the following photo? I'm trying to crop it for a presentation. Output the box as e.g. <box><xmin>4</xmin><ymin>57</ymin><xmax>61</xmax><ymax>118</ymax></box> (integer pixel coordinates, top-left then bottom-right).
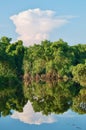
<box><xmin>72</xmin><ymin>63</ymin><xmax>86</xmax><ymax>86</ymax></box>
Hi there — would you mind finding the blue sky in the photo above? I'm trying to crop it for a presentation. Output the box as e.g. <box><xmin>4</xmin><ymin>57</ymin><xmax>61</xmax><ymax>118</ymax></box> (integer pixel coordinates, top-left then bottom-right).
<box><xmin>0</xmin><ymin>0</ymin><xmax>86</xmax><ymax>46</ymax></box>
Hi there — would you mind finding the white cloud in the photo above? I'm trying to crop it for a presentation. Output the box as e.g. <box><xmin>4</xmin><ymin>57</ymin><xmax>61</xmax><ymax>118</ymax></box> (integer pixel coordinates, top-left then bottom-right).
<box><xmin>10</xmin><ymin>8</ymin><xmax>73</xmax><ymax>46</ymax></box>
<box><xmin>11</xmin><ymin>101</ymin><xmax>56</xmax><ymax>125</ymax></box>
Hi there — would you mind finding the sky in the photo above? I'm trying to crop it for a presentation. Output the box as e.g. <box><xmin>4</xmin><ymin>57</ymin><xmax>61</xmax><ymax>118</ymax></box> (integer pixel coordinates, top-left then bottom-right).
<box><xmin>0</xmin><ymin>0</ymin><xmax>86</xmax><ymax>46</ymax></box>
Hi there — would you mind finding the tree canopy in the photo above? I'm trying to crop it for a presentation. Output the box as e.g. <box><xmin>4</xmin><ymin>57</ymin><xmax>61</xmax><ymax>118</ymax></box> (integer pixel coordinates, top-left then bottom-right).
<box><xmin>0</xmin><ymin>36</ymin><xmax>86</xmax><ymax>86</ymax></box>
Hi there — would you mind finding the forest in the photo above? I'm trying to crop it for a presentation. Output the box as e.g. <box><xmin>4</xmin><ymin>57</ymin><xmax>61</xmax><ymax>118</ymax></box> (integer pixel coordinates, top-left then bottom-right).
<box><xmin>0</xmin><ymin>36</ymin><xmax>86</xmax><ymax>116</ymax></box>
<box><xmin>0</xmin><ymin>36</ymin><xmax>86</xmax><ymax>86</ymax></box>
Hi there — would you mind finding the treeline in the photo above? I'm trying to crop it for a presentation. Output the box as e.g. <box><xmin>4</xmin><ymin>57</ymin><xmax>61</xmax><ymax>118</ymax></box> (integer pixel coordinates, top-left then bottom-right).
<box><xmin>0</xmin><ymin>36</ymin><xmax>24</xmax><ymax>84</ymax></box>
<box><xmin>0</xmin><ymin>36</ymin><xmax>86</xmax><ymax>85</ymax></box>
<box><xmin>23</xmin><ymin>38</ymin><xmax>86</xmax><ymax>86</ymax></box>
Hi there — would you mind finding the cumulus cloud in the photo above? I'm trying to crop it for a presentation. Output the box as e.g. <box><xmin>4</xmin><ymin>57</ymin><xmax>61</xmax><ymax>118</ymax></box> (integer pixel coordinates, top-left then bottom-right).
<box><xmin>10</xmin><ymin>8</ymin><xmax>73</xmax><ymax>46</ymax></box>
<box><xmin>11</xmin><ymin>101</ymin><xmax>56</xmax><ymax>125</ymax></box>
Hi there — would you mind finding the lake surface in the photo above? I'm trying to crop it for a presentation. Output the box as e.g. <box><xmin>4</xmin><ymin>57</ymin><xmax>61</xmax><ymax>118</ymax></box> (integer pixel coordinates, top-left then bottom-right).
<box><xmin>0</xmin><ymin>80</ymin><xmax>86</xmax><ymax>130</ymax></box>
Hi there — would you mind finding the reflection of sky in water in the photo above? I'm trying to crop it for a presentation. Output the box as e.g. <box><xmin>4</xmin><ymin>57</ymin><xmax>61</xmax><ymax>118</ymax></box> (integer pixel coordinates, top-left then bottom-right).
<box><xmin>0</xmin><ymin>101</ymin><xmax>86</xmax><ymax>130</ymax></box>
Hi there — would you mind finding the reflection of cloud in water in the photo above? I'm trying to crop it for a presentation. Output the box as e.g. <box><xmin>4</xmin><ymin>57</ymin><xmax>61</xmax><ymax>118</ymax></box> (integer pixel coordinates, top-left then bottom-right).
<box><xmin>11</xmin><ymin>101</ymin><xmax>56</xmax><ymax>125</ymax></box>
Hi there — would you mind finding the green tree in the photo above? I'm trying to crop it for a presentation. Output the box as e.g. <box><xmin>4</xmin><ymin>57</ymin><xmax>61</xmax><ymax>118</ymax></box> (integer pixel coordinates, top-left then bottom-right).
<box><xmin>72</xmin><ymin>63</ymin><xmax>86</xmax><ymax>86</ymax></box>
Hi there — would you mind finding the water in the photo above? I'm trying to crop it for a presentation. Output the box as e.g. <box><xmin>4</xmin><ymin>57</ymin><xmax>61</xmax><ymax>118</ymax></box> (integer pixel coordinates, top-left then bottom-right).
<box><xmin>0</xmin><ymin>80</ymin><xmax>86</xmax><ymax>130</ymax></box>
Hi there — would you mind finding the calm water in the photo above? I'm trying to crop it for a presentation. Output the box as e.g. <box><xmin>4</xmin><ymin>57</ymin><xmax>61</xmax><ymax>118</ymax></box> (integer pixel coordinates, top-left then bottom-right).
<box><xmin>0</xmin><ymin>80</ymin><xmax>86</xmax><ymax>130</ymax></box>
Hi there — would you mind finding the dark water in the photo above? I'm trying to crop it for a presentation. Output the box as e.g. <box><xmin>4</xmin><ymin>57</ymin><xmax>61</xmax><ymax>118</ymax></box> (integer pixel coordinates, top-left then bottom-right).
<box><xmin>0</xmin><ymin>80</ymin><xmax>86</xmax><ymax>130</ymax></box>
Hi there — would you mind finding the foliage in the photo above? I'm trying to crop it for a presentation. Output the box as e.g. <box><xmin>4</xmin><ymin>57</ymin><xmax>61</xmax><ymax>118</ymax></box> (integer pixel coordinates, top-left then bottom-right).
<box><xmin>0</xmin><ymin>36</ymin><xmax>86</xmax><ymax>86</ymax></box>
<box><xmin>72</xmin><ymin>63</ymin><xmax>86</xmax><ymax>86</ymax></box>
<box><xmin>71</xmin><ymin>88</ymin><xmax>86</xmax><ymax>114</ymax></box>
<box><xmin>0</xmin><ymin>37</ymin><xmax>24</xmax><ymax>81</ymax></box>
<box><xmin>23</xmin><ymin>80</ymin><xmax>85</xmax><ymax>115</ymax></box>
<box><xmin>0</xmin><ymin>82</ymin><xmax>27</xmax><ymax>117</ymax></box>
<box><xmin>23</xmin><ymin>38</ymin><xmax>86</xmax><ymax>84</ymax></box>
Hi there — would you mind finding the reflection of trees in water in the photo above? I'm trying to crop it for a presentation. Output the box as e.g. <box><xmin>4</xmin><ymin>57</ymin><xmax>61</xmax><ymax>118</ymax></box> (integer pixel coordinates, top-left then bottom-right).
<box><xmin>0</xmin><ymin>80</ymin><xmax>86</xmax><ymax>117</ymax></box>
<box><xmin>23</xmin><ymin>80</ymin><xmax>86</xmax><ymax>115</ymax></box>
<box><xmin>72</xmin><ymin>88</ymin><xmax>86</xmax><ymax>114</ymax></box>
<box><xmin>0</xmin><ymin>82</ymin><xmax>27</xmax><ymax>117</ymax></box>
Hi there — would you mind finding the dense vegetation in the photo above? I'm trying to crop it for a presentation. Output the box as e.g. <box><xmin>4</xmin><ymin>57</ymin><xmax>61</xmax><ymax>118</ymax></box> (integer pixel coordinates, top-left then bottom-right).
<box><xmin>0</xmin><ymin>36</ymin><xmax>86</xmax><ymax>86</ymax></box>
<box><xmin>0</xmin><ymin>36</ymin><xmax>24</xmax><ymax>85</ymax></box>
<box><xmin>0</xmin><ymin>36</ymin><xmax>86</xmax><ymax>116</ymax></box>
<box><xmin>0</xmin><ymin>80</ymin><xmax>86</xmax><ymax>116</ymax></box>
<box><xmin>0</xmin><ymin>83</ymin><xmax>26</xmax><ymax>116</ymax></box>
<box><xmin>24</xmin><ymin>80</ymin><xmax>86</xmax><ymax>115</ymax></box>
